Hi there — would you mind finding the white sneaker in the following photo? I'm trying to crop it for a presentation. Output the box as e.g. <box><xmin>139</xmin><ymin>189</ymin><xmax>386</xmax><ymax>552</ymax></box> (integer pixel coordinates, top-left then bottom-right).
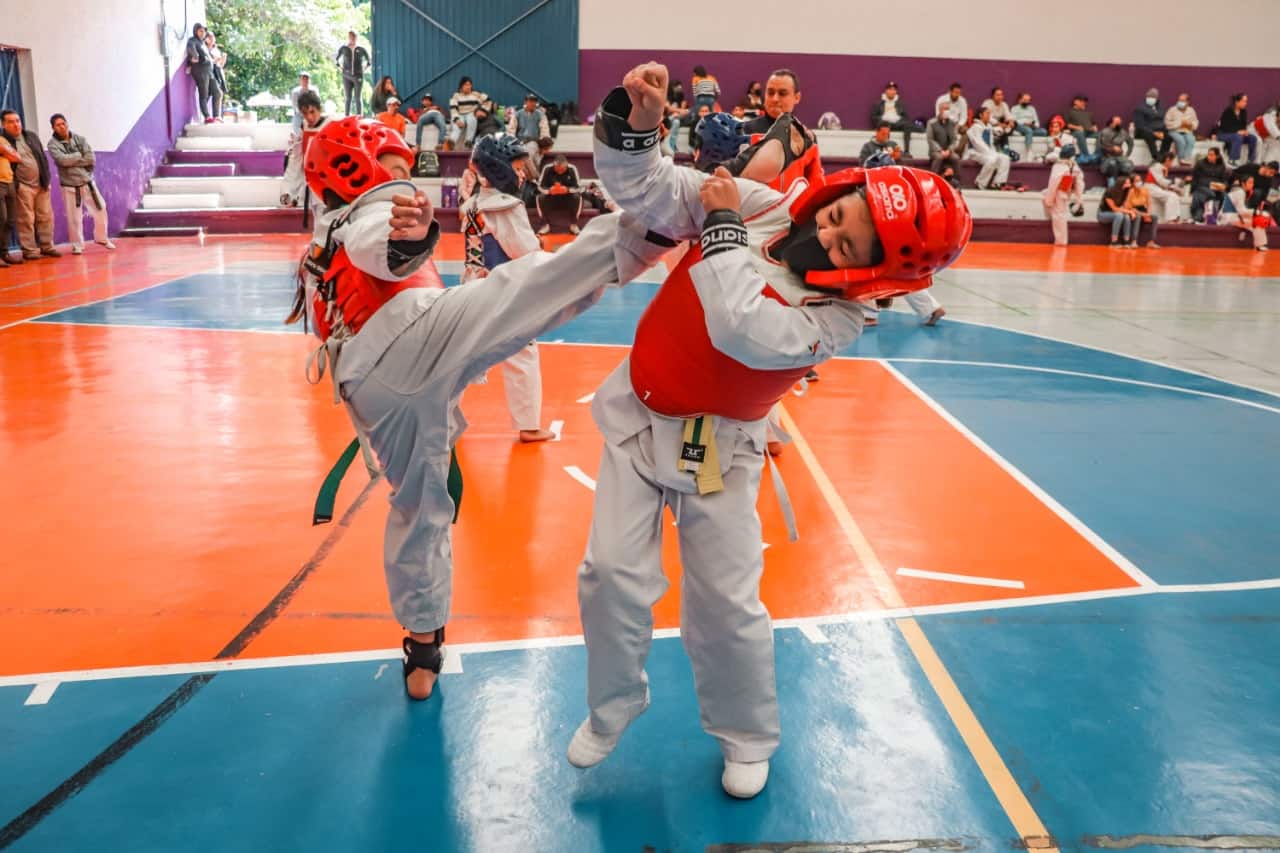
<box><xmin>569</xmin><ymin>224</ymin><xmax>580</xmax><ymax>235</ymax></box>
<box><xmin>71</xmin><ymin>245</ymin><xmax>84</xmax><ymax>255</ymax></box>
<box><xmin>566</xmin><ymin>689</ymin><xmax>649</xmax><ymax>768</ymax></box>
<box><xmin>722</xmin><ymin>759</ymin><xmax>770</xmax><ymax>799</ymax></box>
<box><xmin>97</xmin><ymin>240</ymin><xmax>116</xmax><ymax>250</ymax></box>
<box><xmin>537</xmin><ymin>224</ymin><xmax>551</xmax><ymax>236</ymax></box>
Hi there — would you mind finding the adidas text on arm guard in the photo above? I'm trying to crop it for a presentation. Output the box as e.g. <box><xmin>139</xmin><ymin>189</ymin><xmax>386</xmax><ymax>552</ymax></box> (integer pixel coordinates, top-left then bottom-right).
<box><xmin>700</xmin><ymin>209</ymin><xmax>749</xmax><ymax>258</ymax></box>
<box><xmin>593</xmin><ymin>87</ymin><xmax>660</xmax><ymax>154</ymax></box>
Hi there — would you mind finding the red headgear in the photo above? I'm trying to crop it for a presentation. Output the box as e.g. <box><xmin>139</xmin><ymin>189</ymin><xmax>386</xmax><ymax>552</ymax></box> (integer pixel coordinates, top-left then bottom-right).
<box><xmin>1048</xmin><ymin>114</ymin><xmax>1066</xmax><ymax>132</ymax></box>
<box><xmin>786</xmin><ymin>166</ymin><xmax>972</xmax><ymax>301</ymax></box>
<box><xmin>305</xmin><ymin>117</ymin><xmax>414</xmax><ymax>203</ymax></box>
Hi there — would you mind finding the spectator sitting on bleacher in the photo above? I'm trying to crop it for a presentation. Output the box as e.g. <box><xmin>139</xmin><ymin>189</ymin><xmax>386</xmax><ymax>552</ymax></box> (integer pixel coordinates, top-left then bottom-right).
<box><xmin>1098</xmin><ymin>175</ymin><xmax>1137</xmax><ymax>247</ymax></box>
<box><xmin>744</xmin><ymin>81</ymin><xmax>764</xmax><ymax>118</ymax></box>
<box><xmin>1065</xmin><ymin>95</ymin><xmax>1099</xmax><ymax>164</ymax></box>
<box><xmin>536</xmin><ymin>153</ymin><xmax>582</xmax><ymax>235</ymax></box>
<box><xmin>376</xmin><ymin>96</ymin><xmax>407</xmax><ymax>137</ymax></box>
<box><xmin>664</xmin><ymin>80</ymin><xmax>691</xmax><ymax>154</ymax></box>
<box><xmin>1098</xmin><ymin>115</ymin><xmax>1135</xmax><ymax>182</ymax></box>
<box><xmin>966</xmin><ymin>105</ymin><xmax>1012</xmax><ymax>190</ymax></box>
<box><xmin>1164</xmin><ymin>93</ymin><xmax>1199</xmax><ymax>166</ymax></box>
<box><xmin>1146</xmin><ymin>151</ymin><xmax>1184</xmax><ymax>223</ymax></box>
<box><xmin>981</xmin><ymin>88</ymin><xmax>1016</xmax><ymax>140</ymax></box>
<box><xmin>1216</xmin><ymin>93</ymin><xmax>1257</xmax><ymax>166</ymax></box>
<box><xmin>871</xmin><ymin>82</ymin><xmax>913</xmax><ymax>155</ymax></box>
<box><xmin>508</xmin><ymin>93</ymin><xmax>550</xmax><ymax>161</ymax></box>
<box><xmin>1190</xmin><ymin>146</ymin><xmax>1229</xmax><ymax>223</ymax></box>
<box><xmin>1126</xmin><ymin>172</ymin><xmax>1160</xmax><ymax>248</ymax></box>
<box><xmin>1010</xmin><ymin>92</ymin><xmax>1044</xmax><ymax>159</ymax></box>
<box><xmin>927</xmin><ymin>102</ymin><xmax>961</xmax><ymax>188</ymax></box>
<box><xmin>936</xmin><ymin>83</ymin><xmax>969</xmax><ymax>129</ymax></box>
<box><xmin>369</xmin><ymin>76</ymin><xmax>398</xmax><ymax>117</ymax></box>
<box><xmin>474</xmin><ymin>102</ymin><xmax>503</xmax><ymax>138</ymax></box>
<box><xmin>860</xmin><ymin>122</ymin><xmax>903</xmax><ymax>164</ymax></box>
<box><xmin>1043</xmin><ymin>115</ymin><xmax>1069</xmax><ymax>163</ymax></box>
<box><xmin>1223</xmin><ymin>175</ymin><xmax>1269</xmax><ymax>250</ymax></box>
<box><xmin>1133</xmin><ymin>88</ymin><xmax>1171</xmax><ymax>164</ymax></box>
<box><xmin>448</xmin><ymin>76</ymin><xmax>488</xmax><ymax>150</ymax></box>
<box><xmin>691</xmin><ymin>65</ymin><xmax>720</xmax><ymax>112</ymax></box>
<box><xmin>413</xmin><ymin>94</ymin><xmax>448</xmax><ymax>150</ymax></box>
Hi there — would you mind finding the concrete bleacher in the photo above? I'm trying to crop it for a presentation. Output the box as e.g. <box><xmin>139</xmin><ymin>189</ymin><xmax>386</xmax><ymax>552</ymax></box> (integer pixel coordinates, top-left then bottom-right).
<box><xmin>123</xmin><ymin>120</ymin><xmax>1254</xmax><ymax>247</ymax></box>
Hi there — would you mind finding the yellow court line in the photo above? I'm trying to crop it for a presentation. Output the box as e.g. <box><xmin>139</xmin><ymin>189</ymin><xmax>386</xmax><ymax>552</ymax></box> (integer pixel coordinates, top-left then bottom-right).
<box><xmin>778</xmin><ymin>400</ymin><xmax>1059</xmax><ymax>852</ymax></box>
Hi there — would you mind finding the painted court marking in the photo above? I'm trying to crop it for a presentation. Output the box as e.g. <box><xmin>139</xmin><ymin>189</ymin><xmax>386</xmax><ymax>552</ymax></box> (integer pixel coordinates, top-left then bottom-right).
<box><xmin>23</xmin><ymin>682</ymin><xmax>59</xmax><ymax>706</ymax></box>
<box><xmin>549</xmin><ymin>419</ymin><xmax>564</xmax><ymax>441</ymax></box>
<box><xmin>880</xmin><ymin>361</ymin><xmax>1159</xmax><ymax>589</ymax></box>
<box><xmin>563</xmin><ymin>465</ymin><xmax>597</xmax><ymax>491</ymax></box>
<box><xmin>897</xmin><ymin>568</ymin><xmax>1026</xmax><ymax>590</ymax></box>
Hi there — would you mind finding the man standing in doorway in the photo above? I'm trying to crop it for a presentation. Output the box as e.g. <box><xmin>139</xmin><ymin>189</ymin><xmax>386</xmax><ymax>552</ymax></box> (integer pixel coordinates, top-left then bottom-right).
<box><xmin>1</xmin><ymin>110</ymin><xmax>59</xmax><ymax>260</ymax></box>
<box><xmin>335</xmin><ymin>31</ymin><xmax>370</xmax><ymax>117</ymax></box>
<box><xmin>47</xmin><ymin>114</ymin><xmax>115</xmax><ymax>254</ymax></box>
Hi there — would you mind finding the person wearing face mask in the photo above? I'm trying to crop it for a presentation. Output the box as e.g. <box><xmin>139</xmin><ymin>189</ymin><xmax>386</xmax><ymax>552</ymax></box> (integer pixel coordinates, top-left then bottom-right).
<box><xmin>1010</xmin><ymin>92</ymin><xmax>1044</xmax><ymax>159</ymax></box>
<box><xmin>1133</xmin><ymin>88</ymin><xmax>1171</xmax><ymax>164</ymax></box>
<box><xmin>1099</xmin><ymin>115</ymin><xmax>1135</xmax><ymax>183</ymax></box>
<box><xmin>744</xmin><ymin>81</ymin><xmax>764</xmax><ymax>118</ymax></box>
<box><xmin>1145</xmin><ymin>151</ymin><xmax>1184</xmax><ymax>224</ymax></box>
<box><xmin>1164</xmin><ymin>93</ymin><xmax>1199</xmax><ymax>166</ymax></box>
<box><xmin>569</xmin><ymin>63</ymin><xmax>972</xmax><ymax>799</ymax></box>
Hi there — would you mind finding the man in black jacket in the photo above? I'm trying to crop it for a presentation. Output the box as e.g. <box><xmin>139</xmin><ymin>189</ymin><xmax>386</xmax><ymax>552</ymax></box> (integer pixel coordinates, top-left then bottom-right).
<box><xmin>335</xmin><ymin>32</ymin><xmax>370</xmax><ymax>116</ymax></box>
<box><xmin>1</xmin><ymin>110</ymin><xmax>59</xmax><ymax>259</ymax></box>
<box><xmin>871</xmin><ymin>82</ymin><xmax>912</xmax><ymax>155</ymax></box>
<box><xmin>1133</xmin><ymin>87</ymin><xmax>1170</xmax><ymax>163</ymax></box>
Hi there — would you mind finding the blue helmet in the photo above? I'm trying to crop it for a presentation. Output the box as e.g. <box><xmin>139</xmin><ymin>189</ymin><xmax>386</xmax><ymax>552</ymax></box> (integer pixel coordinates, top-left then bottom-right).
<box><xmin>471</xmin><ymin>133</ymin><xmax>528</xmax><ymax>196</ymax></box>
<box><xmin>861</xmin><ymin>150</ymin><xmax>896</xmax><ymax>169</ymax></box>
<box><xmin>1059</xmin><ymin>144</ymin><xmax>1078</xmax><ymax>160</ymax></box>
<box><xmin>694</xmin><ymin>112</ymin><xmax>748</xmax><ymax>169</ymax></box>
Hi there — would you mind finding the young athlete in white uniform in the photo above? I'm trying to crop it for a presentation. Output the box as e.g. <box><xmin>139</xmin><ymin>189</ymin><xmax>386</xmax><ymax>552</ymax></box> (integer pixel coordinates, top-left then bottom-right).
<box><xmin>459</xmin><ymin>134</ymin><xmax>555</xmax><ymax>442</ymax></box>
<box><xmin>289</xmin><ymin>117</ymin><xmax>673</xmax><ymax>701</ymax></box>
<box><xmin>566</xmin><ymin>63</ymin><xmax>973</xmax><ymax>798</ymax></box>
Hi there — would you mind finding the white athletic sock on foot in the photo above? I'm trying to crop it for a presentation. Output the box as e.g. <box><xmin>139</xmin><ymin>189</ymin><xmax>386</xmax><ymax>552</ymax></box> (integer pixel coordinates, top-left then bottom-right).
<box><xmin>722</xmin><ymin>759</ymin><xmax>770</xmax><ymax>798</ymax></box>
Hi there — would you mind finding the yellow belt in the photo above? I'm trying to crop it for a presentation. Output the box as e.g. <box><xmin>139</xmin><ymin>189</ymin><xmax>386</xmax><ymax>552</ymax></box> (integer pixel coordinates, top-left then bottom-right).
<box><xmin>677</xmin><ymin>415</ymin><xmax>724</xmax><ymax>495</ymax></box>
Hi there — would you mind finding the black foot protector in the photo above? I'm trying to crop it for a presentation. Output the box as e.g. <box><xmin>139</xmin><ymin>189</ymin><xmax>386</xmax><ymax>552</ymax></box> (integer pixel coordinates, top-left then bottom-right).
<box><xmin>402</xmin><ymin>628</ymin><xmax>445</xmax><ymax>696</ymax></box>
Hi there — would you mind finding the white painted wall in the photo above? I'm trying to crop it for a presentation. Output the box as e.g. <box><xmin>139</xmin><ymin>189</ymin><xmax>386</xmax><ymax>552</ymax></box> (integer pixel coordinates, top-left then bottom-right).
<box><xmin>1</xmin><ymin>0</ymin><xmax>206</xmax><ymax>149</ymax></box>
<box><xmin>580</xmin><ymin>0</ymin><xmax>1280</xmax><ymax>68</ymax></box>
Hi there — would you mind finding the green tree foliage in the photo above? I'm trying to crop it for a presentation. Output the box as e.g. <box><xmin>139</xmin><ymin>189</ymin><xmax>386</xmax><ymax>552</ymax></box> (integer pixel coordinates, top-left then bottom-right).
<box><xmin>206</xmin><ymin>0</ymin><xmax>371</xmax><ymax>109</ymax></box>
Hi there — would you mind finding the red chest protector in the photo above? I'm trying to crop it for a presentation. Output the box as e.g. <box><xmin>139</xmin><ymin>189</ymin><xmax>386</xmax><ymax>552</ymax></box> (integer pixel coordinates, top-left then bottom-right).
<box><xmin>628</xmin><ymin>246</ymin><xmax>814</xmax><ymax>422</ymax></box>
<box><xmin>768</xmin><ymin>143</ymin><xmax>824</xmax><ymax>194</ymax></box>
<box><xmin>308</xmin><ymin>245</ymin><xmax>443</xmax><ymax>340</ymax></box>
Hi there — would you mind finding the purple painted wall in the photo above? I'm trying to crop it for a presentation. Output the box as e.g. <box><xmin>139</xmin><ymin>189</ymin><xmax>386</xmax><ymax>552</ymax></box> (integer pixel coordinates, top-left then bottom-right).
<box><xmin>580</xmin><ymin>49</ymin><xmax>1280</xmax><ymax>132</ymax></box>
<box><xmin>48</xmin><ymin>67</ymin><xmax>195</xmax><ymax>243</ymax></box>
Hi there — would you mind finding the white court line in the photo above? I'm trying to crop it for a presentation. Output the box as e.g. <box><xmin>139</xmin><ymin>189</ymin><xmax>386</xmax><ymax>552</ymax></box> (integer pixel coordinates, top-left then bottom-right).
<box><xmin>30</xmin><ymin>319</ymin><xmax>301</xmax><ymax>337</ymax></box>
<box><xmin>563</xmin><ymin>465</ymin><xmax>597</xmax><ymax>491</ymax></box>
<box><xmin>549</xmin><ymin>419</ymin><xmax>564</xmax><ymax>442</ymax></box>
<box><xmin>880</xmin><ymin>357</ymin><xmax>1280</xmax><ymax>416</ymax></box>
<box><xmin>0</xmin><ymin>277</ymin><xmax>186</xmax><ymax>333</ymax></box>
<box><xmin>798</xmin><ymin>624</ymin><xmax>829</xmax><ymax>644</ymax></box>
<box><xmin>576</xmin><ymin>392</ymin><xmax>595</xmax><ymax>404</ymax></box>
<box><xmin>24</xmin><ymin>681</ymin><xmax>59</xmax><ymax>706</ymax></box>
<box><xmin>880</xmin><ymin>360</ymin><xmax>1159</xmax><ymax>588</ymax></box>
<box><xmin>4</xmin><ymin>576</ymin><xmax>1278</xmax><ymax>690</ymax></box>
<box><xmin>897</xmin><ymin>567</ymin><xmax>1026</xmax><ymax>590</ymax></box>
<box><xmin>947</xmin><ymin>315</ymin><xmax>1280</xmax><ymax>402</ymax></box>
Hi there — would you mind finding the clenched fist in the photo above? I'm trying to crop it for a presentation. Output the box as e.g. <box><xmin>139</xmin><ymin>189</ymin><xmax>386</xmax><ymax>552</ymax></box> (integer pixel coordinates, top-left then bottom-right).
<box><xmin>699</xmin><ymin>167</ymin><xmax>741</xmax><ymax>214</ymax></box>
<box><xmin>622</xmin><ymin>62</ymin><xmax>668</xmax><ymax>130</ymax></box>
<box><xmin>389</xmin><ymin>190</ymin><xmax>434</xmax><ymax>242</ymax></box>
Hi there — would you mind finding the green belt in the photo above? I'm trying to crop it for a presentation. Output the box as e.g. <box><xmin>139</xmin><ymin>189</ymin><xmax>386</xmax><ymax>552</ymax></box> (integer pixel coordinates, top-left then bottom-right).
<box><xmin>313</xmin><ymin>437</ymin><xmax>463</xmax><ymax>526</ymax></box>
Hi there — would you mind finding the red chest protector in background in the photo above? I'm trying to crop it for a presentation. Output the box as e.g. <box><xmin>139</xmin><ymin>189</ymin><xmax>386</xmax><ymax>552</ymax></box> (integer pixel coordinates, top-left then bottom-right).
<box><xmin>628</xmin><ymin>246</ymin><xmax>814</xmax><ymax>422</ymax></box>
<box><xmin>307</xmin><ymin>245</ymin><xmax>443</xmax><ymax>340</ymax></box>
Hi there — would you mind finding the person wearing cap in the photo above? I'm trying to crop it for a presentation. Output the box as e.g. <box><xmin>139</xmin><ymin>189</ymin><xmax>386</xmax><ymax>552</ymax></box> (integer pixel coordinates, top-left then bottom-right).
<box><xmin>290</xmin><ymin>72</ymin><xmax>315</xmax><ymax>132</ymax></box>
<box><xmin>1133</xmin><ymin>88</ymin><xmax>1171</xmax><ymax>164</ymax></box>
<box><xmin>376</xmin><ymin>95</ymin><xmax>407</xmax><ymax>138</ymax></box>
<box><xmin>508</xmin><ymin>93</ymin><xmax>550</xmax><ymax>163</ymax></box>
<box><xmin>871</xmin><ymin>81</ymin><xmax>912</xmax><ymax>155</ymax></box>
<box><xmin>413</xmin><ymin>94</ymin><xmax>448</xmax><ymax>150</ymax></box>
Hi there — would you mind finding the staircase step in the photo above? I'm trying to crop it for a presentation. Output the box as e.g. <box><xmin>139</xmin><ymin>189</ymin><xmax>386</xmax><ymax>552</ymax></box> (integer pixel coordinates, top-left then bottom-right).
<box><xmin>149</xmin><ymin>177</ymin><xmax>283</xmax><ymax>208</ymax></box>
<box><xmin>141</xmin><ymin>193</ymin><xmax>222</xmax><ymax>210</ymax></box>
<box><xmin>182</xmin><ymin>122</ymin><xmax>293</xmax><ymax>150</ymax></box>
<box><xmin>126</xmin><ymin>207</ymin><xmax>306</xmax><ymax>234</ymax></box>
<box><xmin>119</xmin><ymin>226</ymin><xmax>204</xmax><ymax>238</ymax></box>
<box><xmin>176</xmin><ymin>136</ymin><xmax>254</xmax><ymax>151</ymax></box>
<box><xmin>156</xmin><ymin>163</ymin><xmax>237</xmax><ymax>178</ymax></box>
<box><xmin>166</xmin><ymin>149</ymin><xmax>286</xmax><ymax>177</ymax></box>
